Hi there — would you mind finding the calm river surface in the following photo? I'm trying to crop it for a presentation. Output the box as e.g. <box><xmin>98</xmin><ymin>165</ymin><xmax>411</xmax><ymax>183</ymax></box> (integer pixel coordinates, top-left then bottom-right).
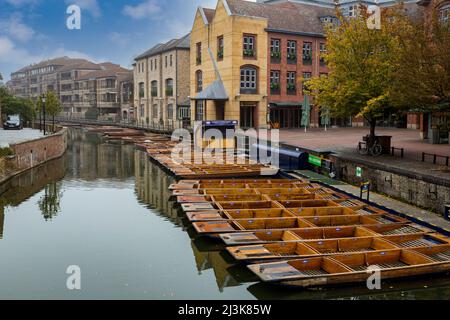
<box><xmin>0</xmin><ymin>128</ymin><xmax>449</xmax><ymax>299</ymax></box>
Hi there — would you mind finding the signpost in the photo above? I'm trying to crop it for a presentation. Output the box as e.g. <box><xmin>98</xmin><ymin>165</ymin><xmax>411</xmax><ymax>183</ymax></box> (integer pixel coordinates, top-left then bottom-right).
<box><xmin>301</xmin><ymin>95</ymin><xmax>311</xmax><ymax>133</ymax></box>
<box><xmin>308</xmin><ymin>154</ymin><xmax>322</xmax><ymax>167</ymax></box>
<box><xmin>360</xmin><ymin>181</ymin><xmax>371</xmax><ymax>201</ymax></box>
<box><xmin>356</xmin><ymin>167</ymin><xmax>363</xmax><ymax>178</ymax></box>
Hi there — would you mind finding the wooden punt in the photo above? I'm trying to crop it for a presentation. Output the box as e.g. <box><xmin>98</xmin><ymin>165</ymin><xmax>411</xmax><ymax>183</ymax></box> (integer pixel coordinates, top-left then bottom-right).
<box><xmin>219</xmin><ymin>225</ymin><xmax>383</xmax><ymax>245</ymax></box>
<box><xmin>302</xmin><ymin>214</ymin><xmax>406</xmax><ymax>227</ymax></box>
<box><xmin>192</xmin><ymin>214</ymin><xmax>406</xmax><ymax>236</ymax></box>
<box><xmin>277</xmin><ymin>199</ymin><xmax>341</xmax><ymax>208</ymax></box>
<box><xmin>286</xmin><ymin>206</ymin><xmax>358</xmax><ymax>217</ymax></box>
<box><xmin>247</xmin><ymin>249</ymin><xmax>450</xmax><ymax>287</ymax></box>
<box><xmin>363</xmin><ymin>223</ymin><xmax>433</xmax><ymax>235</ymax></box>
<box><xmin>227</xmin><ymin>236</ymin><xmax>399</xmax><ymax>262</ymax></box>
<box><xmin>214</xmin><ymin>200</ymin><xmax>284</xmax><ymax>211</ymax></box>
<box><xmin>176</xmin><ymin>194</ymin><xmax>269</xmax><ymax>204</ymax></box>
<box><xmin>227</xmin><ymin>233</ymin><xmax>450</xmax><ymax>262</ymax></box>
<box><xmin>192</xmin><ymin>217</ymin><xmax>315</xmax><ymax>235</ymax></box>
<box><xmin>186</xmin><ymin>208</ymin><xmax>296</xmax><ymax>222</ymax></box>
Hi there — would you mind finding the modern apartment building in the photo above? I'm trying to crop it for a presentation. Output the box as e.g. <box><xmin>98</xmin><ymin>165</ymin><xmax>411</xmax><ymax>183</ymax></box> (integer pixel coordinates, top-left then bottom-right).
<box><xmin>133</xmin><ymin>34</ymin><xmax>191</xmax><ymax>128</ymax></box>
<box><xmin>8</xmin><ymin>57</ymin><xmax>132</xmax><ymax>119</ymax></box>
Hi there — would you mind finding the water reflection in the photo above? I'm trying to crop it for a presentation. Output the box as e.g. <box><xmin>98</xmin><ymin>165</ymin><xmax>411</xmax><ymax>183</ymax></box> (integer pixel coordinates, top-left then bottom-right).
<box><xmin>38</xmin><ymin>182</ymin><xmax>63</xmax><ymax>221</ymax></box>
<box><xmin>0</xmin><ymin>127</ymin><xmax>449</xmax><ymax>299</ymax></box>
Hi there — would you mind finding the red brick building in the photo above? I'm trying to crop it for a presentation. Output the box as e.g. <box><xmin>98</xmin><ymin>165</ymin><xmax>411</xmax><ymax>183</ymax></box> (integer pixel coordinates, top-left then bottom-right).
<box><xmin>264</xmin><ymin>2</ymin><xmax>335</xmax><ymax>128</ymax></box>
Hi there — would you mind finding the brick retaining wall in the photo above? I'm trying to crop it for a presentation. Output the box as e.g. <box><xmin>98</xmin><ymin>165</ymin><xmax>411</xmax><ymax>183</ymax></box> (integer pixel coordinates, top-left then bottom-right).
<box><xmin>0</xmin><ymin>128</ymin><xmax>68</xmax><ymax>184</ymax></box>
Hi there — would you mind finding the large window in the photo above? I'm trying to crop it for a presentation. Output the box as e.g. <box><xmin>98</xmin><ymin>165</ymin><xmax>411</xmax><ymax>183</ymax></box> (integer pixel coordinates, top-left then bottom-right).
<box><xmin>151</xmin><ymin>81</ymin><xmax>158</xmax><ymax>97</ymax></box>
<box><xmin>286</xmin><ymin>71</ymin><xmax>296</xmax><ymax>95</ymax></box>
<box><xmin>287</xmin><ymin>40</ymin><xmax>297</xmax><ymax>62</ymax></box>
<box><xmin>167</xmin><ymin>104</ymin><xmax>174</xmax><ymax>120</ymax></box>
<box><xmin>320</xmin><ymin>43</ymin><xmax>327</xmax><ymax>65</ymax></box>
<box><xmin>195</xmin><ymin>101</ymin><xmax>204</xmax><ymax>121</ymax></box>
<box><xmin>270</xmin><ymin>70</ymin><xmax>280</xmax><ymax>94</ymax></box>
<box><xmin>243</xmin><ymin>35</ymin><xmax>256</xmax><ymax>58</ymax></box>
<box><xmin>302</xmin><ymin>72</ymin><xmax>312</xmax><ymax>94</ymax></box>
<box><xmin>165</xmin><ymin>78</ymin><xmax>173</xmax><ymax>96</ymax></box>
<box><xmin>152</xmin><ymin>104</ymin><xmax>158</xmax><ymax>119</ymax></box>
<box><xmin>270</xmin><ymin>38</ymin><xmax>281</xmax><ymax>61</ymax></box>
<box><xmin>240</xmin><ymin>66</ymin><xmax>257</xmax><ymax>94</ymax></box>
<box><xmin>217</xmin><ymin>36</ymin><xmax>224</xmax><ymax>60</ymax></box>
<box><xmin>196</xmin><ymin>42</ymin><xmax>202</xmax><ymax>65</ymax></box>
<box><xmin>302</xmin><ymin>42</ymin><xmax>313</xmax><ymax>65</ymax></box>
<box><xmin>196</xmin><ymin>70</ymin><xmax>203</xmax><ymax>92</ymax></box>
<box><xmin>178</xmin><ymin>106</ymin><xmax>190</xmax><ymax>120</ymax></box>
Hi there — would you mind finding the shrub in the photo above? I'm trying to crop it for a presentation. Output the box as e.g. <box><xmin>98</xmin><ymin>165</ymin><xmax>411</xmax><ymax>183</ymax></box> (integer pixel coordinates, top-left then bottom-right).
<box><xmin>0</xmin><ymin>147</ymin><xmax>14</xmax><ymax>157</ymax></box>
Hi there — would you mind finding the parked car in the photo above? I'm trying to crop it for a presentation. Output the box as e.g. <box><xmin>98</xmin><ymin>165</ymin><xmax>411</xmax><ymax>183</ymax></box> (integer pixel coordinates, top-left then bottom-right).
<box><xmin>3</xmin><ymin>115</ymin><xmax>23</xmax><ymax>130</ymax></box>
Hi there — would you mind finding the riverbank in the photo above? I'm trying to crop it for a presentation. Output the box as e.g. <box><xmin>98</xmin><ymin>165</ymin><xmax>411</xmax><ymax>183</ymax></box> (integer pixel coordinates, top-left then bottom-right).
<box><xmin>0</xmin><ymin>126</ymin><xmax>68</xmax><ymax>185</ymax></box>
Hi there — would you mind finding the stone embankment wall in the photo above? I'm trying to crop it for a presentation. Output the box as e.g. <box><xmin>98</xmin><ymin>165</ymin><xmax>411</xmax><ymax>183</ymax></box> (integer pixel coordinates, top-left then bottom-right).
<box><xmin>332</xmin><ymin>156</ymin><xmax>450</xmax><ymax>214</ymax></box>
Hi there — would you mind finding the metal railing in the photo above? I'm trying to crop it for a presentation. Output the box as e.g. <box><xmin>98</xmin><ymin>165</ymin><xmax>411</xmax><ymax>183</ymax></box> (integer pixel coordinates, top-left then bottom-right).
<box><xmin>422</xmin><ymin>152</ymin><xmax>450</xmax><ymax>166</ymax></box>
<box><xmin>52</xmin><ymin>116</ymin><xmax>190</xmax><ymax>134</ymax></box>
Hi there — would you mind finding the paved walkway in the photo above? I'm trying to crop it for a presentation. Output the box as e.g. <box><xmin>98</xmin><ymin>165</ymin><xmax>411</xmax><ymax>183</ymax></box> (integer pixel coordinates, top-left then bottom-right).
<box><xmin>277</xmin><ymin>127</ymin><xmax>450</xmax><ymax>161</ymax></box>
<box><xmin>290</xmin><ymin>170</ymin><xmax>450</xmax><ymax>234</ymax></box>
<box><xmin>0</xmin><ymin>128</ymin><xmax>43</xmax><ymax>146</ymax></box>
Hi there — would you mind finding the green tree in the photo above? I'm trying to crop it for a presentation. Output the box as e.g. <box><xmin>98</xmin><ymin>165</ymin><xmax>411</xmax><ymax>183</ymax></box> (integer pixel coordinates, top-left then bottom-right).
<box><xmin>38</xmin><ymin>182</ymin><xmax>63</xmax><ymax>221</ymax></box>
<box><xmin>0</xmin><ymin>72</ymin><xmax>3</xmax><ymax>119</ymax></box>
<box><xmin>0</xmin><ymin>93</ymin><xmax>35</xmax><ymax>124</ymax></box>
<box><xmin>44</xmin><ymin>91</ymin><xmax>62</xmax><ymax>132</ymax></box>
<box><xmin>390</xmin><ymin>12</ymin><xmax>450</xmax><ymax>112</ymax></box>
<box><xmin>306</xmin><ymin>7</ymin><xmax>409</xmax><ymax>145</ymax></box>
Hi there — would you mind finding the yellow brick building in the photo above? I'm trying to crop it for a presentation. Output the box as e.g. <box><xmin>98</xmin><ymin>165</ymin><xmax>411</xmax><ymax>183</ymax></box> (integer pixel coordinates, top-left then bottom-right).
<box><xmin>190</xmin><ymin>0</ymin><xmax>269</xmax><ymax>129</ymax></box>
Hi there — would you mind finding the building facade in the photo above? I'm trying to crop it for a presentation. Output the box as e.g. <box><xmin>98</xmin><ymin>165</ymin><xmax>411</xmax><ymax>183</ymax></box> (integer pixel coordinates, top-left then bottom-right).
<box><xmin>133</xmin><ymin>34</ymin><xmax>191</xmax><ymax>128</ymax></box>
<box><xmin>190</xmin><ymin>0</ymin><xmax>269</xmax><ymax>129</ymax></box>
<box><xmin>8</xmin><ymin>57</ymin><xmax>132</xmax><ymax>119</ymax></box>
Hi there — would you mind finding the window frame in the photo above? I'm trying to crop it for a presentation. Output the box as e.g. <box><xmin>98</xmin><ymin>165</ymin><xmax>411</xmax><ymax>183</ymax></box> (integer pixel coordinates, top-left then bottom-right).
<box><xmin>240</xmin><ymin>65</ymin><xmax>258</xmax><ymax>94</ymax></box>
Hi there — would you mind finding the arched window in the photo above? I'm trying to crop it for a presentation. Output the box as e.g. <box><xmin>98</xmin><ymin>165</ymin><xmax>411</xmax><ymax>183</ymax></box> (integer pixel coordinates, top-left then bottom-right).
<box><xmin>240</xmin><ymin>66</ymin><xmax>258</xmax><ymax>94</ymax></box>
<box><xmin>196</xmin><ymin>70</ymin><xmax>203</xmax><ymax>92</ymax></box>
<box><xmin>165</xmin><ymin>78</ymin><xmax>173</xmax><ymax>96</ymax></box>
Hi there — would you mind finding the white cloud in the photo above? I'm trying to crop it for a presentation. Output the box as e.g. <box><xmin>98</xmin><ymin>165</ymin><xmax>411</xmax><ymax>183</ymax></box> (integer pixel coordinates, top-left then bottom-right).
<box><xmin>0</xmin><ymin>36</ymin><xmax>41</xmax><ymax>65</ymax></box>
<box><xmin>65</xmin><ymin>0</ymin><xmax>101</xmax><ymax>18</ymax></box>
<box><xmin>108</xmin><ymin>32</ymin><xmax>130</xmax><ymax>47</ymax></box>
<box><xmin>0</xmin><ymin>15</ymin><xmax>35</xmax><ymax>42</ymax></box>
<box><xmin>5</xmin><ymin>0</ymin><xmax>38</xmax><ymax>6</ymax></box>
<box><xmin>123</xmin><ymin>0</ymin><xmax>161</xmax><ymax>20</ymax></box>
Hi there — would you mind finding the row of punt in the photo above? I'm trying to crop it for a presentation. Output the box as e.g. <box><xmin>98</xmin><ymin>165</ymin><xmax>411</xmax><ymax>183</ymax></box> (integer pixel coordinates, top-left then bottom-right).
<box><xmin>170</xmin><ymin>178</ymin><xmax>450</xmax><ymax>288</ymax></box>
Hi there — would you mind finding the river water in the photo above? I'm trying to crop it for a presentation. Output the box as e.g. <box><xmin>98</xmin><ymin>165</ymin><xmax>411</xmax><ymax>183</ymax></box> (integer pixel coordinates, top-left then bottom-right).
<box><xmin>0</xmin><ymin>128</ymin><xmax>449</xmax><ymax>299</ymax></box>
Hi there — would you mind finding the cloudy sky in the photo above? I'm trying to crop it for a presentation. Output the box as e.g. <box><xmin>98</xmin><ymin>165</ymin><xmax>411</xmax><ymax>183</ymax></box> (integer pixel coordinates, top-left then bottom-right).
<box><xmin>0</xmin><ymin>0</ymin><xmax>224</xmax><ymax>81</ymax></box>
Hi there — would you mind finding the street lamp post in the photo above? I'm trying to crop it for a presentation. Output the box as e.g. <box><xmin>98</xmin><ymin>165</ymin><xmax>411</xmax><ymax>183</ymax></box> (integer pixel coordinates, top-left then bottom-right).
<box><xmin>41</xmin><ymin>94</ymin><xmax>46</xmax><ymax>135</ymax></box>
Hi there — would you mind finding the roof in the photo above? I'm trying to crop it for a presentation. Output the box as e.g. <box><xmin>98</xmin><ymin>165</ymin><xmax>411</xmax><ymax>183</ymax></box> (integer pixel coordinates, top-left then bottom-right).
<box><xmin>11</xmin><ymin>57</ymin><xmax>95</xmax><ymax>74</ymax></box>
<box><xmin>135</xmin><ymin>33</ymin><xmax>191</xmax><ymax>60</ymax></box>
<box><xmin>77</xmin><ymin>66</ymin><xmax>132</xmax><ymax>81</ymax></box>
<box><xmin>192</xmin><ymin>79</ymin><xmax>229</xmax><ymax>100</ymax></box>
<box><xmin>201</xmin><ymin>7</ymin><xmax>216</xmax><ymax>24</ymax></box>
<box><xmin>226</xmin><ymin>0</ymin><xmax>335</xmax><ymax>36</ymax></box>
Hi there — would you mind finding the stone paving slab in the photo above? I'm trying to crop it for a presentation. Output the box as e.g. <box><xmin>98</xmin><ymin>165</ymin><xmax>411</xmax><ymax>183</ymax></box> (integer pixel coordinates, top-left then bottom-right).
<box><xmin>0</xmin><ymin>128</ymin><xmax>43</xmax><ymax>146</ymax></box>
<box><xmin>290</xmin><ymin>170</ymin><xmax>450</xmax><ymax>234</ymax></box>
